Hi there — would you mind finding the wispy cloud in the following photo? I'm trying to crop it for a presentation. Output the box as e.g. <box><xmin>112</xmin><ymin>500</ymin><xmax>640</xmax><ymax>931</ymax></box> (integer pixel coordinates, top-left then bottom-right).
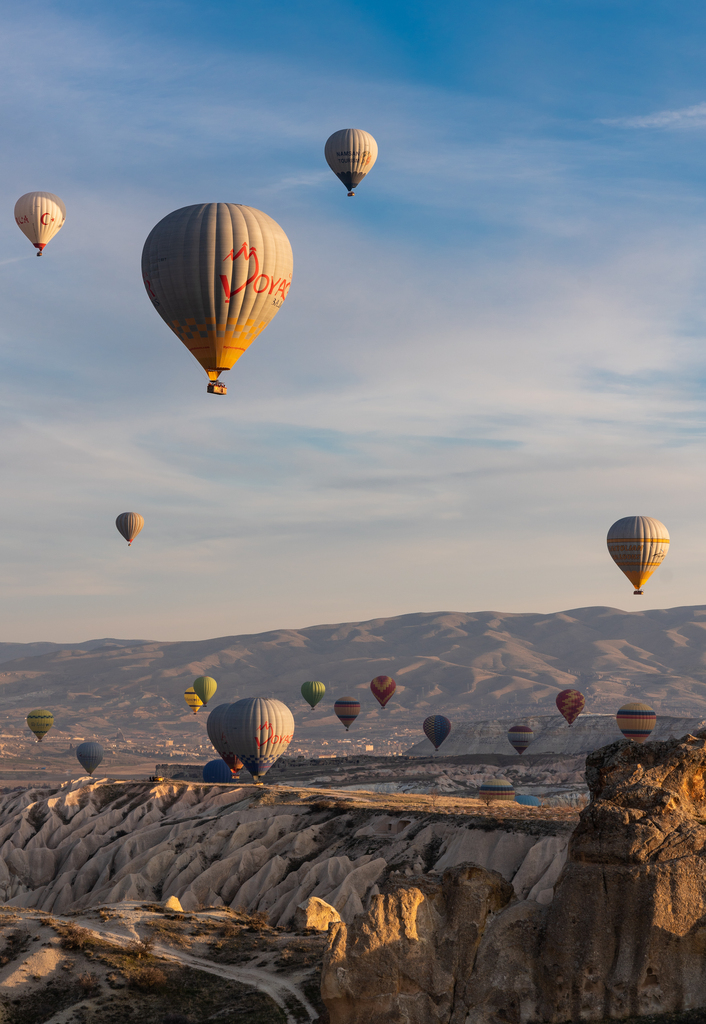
<box><xmin>601</xmin><ymin>102</ymin><xmax>706</xmax><ymax>129</ymax></box>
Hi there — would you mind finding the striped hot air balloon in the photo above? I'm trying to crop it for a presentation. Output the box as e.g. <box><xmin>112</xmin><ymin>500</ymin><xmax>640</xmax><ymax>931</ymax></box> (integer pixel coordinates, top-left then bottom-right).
<box><xmin>221</xmin><ymin>697</ymin><xmax>294</xmax><ymax>783</ymax></box>
<box><xmin>115</xmin><ymin>512</ymin><xmax>144</xmax><ymax>546</ymax></box>
<box><xmin>507</xmin><ymin>724</ymin><xmax>534</xmax><ymax>755</ymax></box>
<box><xmin>370</xmin><ymin>675</ymin><xmax>396</xmax><ymax>709</ymax></box>
<box><xmin>607</xmin><ymin>516</ymin><xmax>669</xmax><ymax>595</ymax></box>
<box><xmin>184</xmin><ymin>687</ymin><xmax>203</xmax><ymax>715</ymax></box>
<box><xmin>334</xmin><ymin>698</ymin><xmax>361</xmax><ymax>732</ymax></box>
<box><xmin>616</xmin><ymin>702</ymin><xmax>656</xmax><ymax>744</ymax></box>
<box><xmin>423</xmin><ymin>715</ymin><xmax>451</xmax><ymax>751</ymax></box>
<box><xmin>479</xmin><ymin>778</ymin><xmax>515</xmax><ymax>804</ymax></box>
<box><xmin>324</xmin><ymin>129</ymin><xmax>378</xmax><ymax>196</ymax></box>
<box><xmin>193</xmin><ymin>676</ymin><xmax>217</xmax><ymax>706</ymax></box>
<box><xmin>301</xmin><ymin>681</ymin><xmax>325</xmax><ymax>708</ymax></box>
<box><xmin>27</xmin><ymin>709</ymin><xmax>54</xmax><ymax>742</ymax></box>
<box><xmin>556</xmin><ymin>689</ymin><xmax>585</xmax><ymax>727</ymax></box>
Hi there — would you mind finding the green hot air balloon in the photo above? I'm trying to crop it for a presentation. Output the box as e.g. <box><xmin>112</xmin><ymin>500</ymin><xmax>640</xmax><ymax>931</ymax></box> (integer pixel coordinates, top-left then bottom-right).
<box><xmin>301</xmin><ymin>681</ymin><xmax>325</xmax><ymax>708</ymax></box>
<box><xmin>193</xmin><ymin>676</ymin><xmax>217</xmax><ymax>707</ymax></box>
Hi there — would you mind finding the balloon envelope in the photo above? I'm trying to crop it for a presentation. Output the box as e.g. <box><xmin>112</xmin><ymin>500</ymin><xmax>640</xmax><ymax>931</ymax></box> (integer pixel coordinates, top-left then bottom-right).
<box><xmin>616</xmin><ymin>702</ymin><xmax>656</xmax><ymax>744</ymax></box>
<box><xmin>142</xmin><ymin>204</ymin><xmax>293</xmax><ymax>386</ymax></box>
<box><xmin>556</xmin><ymin>689</ymin><xmax>585</xmax><ymax>726</ymax></box>
<box><xmin>184</xmin><ymin>687</ymin><xmax>203</xmax><ymax>715</ymax></box>
<box><xmin>515</xmin><ymin>794</ymin><xmax>541</xmax><ymax>807</ymax></box>
<box><xmin>301</xmin><ymin>680</ymin><xmax>325</xmax><ymax>708</ymax></box>
<box><xmin>221</xmin><ymin>698</ymin><xmax>294</xmax><ymax>781</ymax></box>
<box><xmin>76</xmin><ymin>741</ymin><xmax>103</xmax><ymax>776</ymax></box>
<box><xmin>423</xmin><ymin>715</ymin><xmax>451</xmax><ymax>751</ymax></box>
<box><xmin>607</xmin><ymin>516</ymin><xmax>669</xmax><ymax>594</ymax></box>
<box><xmin>479</xmin><ymin>778</ymin><xmax>515</xmax><ymax>802</ymax></box>
<box><xmin>334</xmin><ymin>698</ymin><xmax>360</xmax><ymax>732</ymax></box>
<box><xmin>324</xmin><ymin>129</ymin><xmax>378</xmax><ymax>194</ymax></box>
<box><xmin>14</xmin><ymin>192</ymin><xmax>65</xmax><ymax>254</ymax></box>
<box><xmin>116</xmin><ymin>512</ymin><xmax>144</xmax><ymax>545</ymax></box>
<box><xmin>507</xmin><ymin>724</ymin><xmax>534</xmax><ymax>755</ymax></box>
<box><xmin>206</xmin><ymin>703</ymin><xmax>242</xmax><ymax>773</ymax></box>
<box><xmin>202</xmin><ymin>759</ymin><xmax>233</xmax><ymax>783</ymax></box>
<box><xmin>370</xmin><ymin>675</ymin><xmax>395</xmax><ymax>708</ymax></box>
<box><xmin>27</xmin><ymin>709</ymin><xmax>53</xmax><ymax>742</ymax></box>
<box><xmin>193</xmin><ymin>676</ymin><xmax>217</xmax><ymax>706</ymax></box>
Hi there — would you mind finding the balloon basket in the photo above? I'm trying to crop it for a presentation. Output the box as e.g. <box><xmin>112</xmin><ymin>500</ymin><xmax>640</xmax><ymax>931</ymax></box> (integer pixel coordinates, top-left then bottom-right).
<box><xmin>634</xmin><ymin>590</ymin><xmax>643</xmax><ymax>595</ymax></box>
<box><xmin>207</xmin><ymin>382</ymin><xmax>227</xmax><ymax>395</ymax></box>
<box><xmin>347</xmin><ymin>192</ymin><xmax>355</xmax><ymax>197</ymax></box>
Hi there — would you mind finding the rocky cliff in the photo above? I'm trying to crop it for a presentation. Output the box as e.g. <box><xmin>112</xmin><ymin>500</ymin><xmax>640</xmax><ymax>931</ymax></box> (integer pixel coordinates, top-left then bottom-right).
<box><xmin>322</xmin><ymin>731</ymin><xmax>706</xmax><ymax>1023</ymax></box>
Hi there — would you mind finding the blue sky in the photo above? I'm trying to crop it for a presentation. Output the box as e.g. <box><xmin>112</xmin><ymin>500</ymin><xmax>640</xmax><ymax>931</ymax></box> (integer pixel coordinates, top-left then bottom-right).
<box><xmin>1</xmin><ymin>0</ymin><xmax>706</xmax><ymax>640</ymax></box>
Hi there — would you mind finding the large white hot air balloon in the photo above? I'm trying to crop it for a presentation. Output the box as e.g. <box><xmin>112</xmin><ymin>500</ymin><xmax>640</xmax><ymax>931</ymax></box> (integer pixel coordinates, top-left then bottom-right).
<box><xmin>324</xmin><ymin>129</ymin><xmax>378</xmax><ymax>196</ymax></box>
<box><xmin>221</xmin><ymin>697</ymin><xmax>294</xmax><ymax>783</ymax></box>
<box><xmin>607</xmin><ymin>516</ymin><xmax>670</xmax><ymax>595</ymax></box>
<box><xmin>14</xmin><ymin>192</ymin><xmax>66</xmax><ymax>255</ymax></box>
<box><xmin>141</xmin><ymin>204</ymin><xmax>293</xmax><ymax>395</ymax></box>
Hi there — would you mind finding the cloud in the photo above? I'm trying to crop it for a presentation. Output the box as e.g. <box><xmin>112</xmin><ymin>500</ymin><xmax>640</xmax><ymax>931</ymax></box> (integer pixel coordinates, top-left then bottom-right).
<box><xmin>600</xmin><ymin>102</ymin><xmax>706</xmax><ymax>129</ymax></box>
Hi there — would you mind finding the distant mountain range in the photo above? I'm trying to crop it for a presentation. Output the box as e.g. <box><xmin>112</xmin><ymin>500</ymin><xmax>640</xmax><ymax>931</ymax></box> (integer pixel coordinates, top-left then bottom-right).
<box><xmin>1</xmin><ymin>606</ymin><xmax>706</xmax><ymax>746</ymax></box>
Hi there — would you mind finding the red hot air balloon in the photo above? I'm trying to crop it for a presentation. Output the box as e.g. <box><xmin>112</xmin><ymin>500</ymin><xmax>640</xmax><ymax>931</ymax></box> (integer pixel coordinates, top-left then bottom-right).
<box><xmin>334</xmin><ymin>698</ymin><xmax>360</xmax><ymax>731</ymax></box>
<box><xmin>370</xmin><ymin>675</ymin><xmax>396</xmax><ymax>708</ymax></box>
<box><xmin>556</xmin><ymin>689</ymin><xmax>585</xmax><ymax>727</ymax></box>
<box><xmin>507</xmin><ymin>724</ymin><xmax>534</xmax><ymax>754</ymax></box>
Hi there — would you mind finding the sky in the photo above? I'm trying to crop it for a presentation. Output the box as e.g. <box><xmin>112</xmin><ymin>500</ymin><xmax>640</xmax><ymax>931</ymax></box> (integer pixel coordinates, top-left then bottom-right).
<box><xmin>1</xmin><ymin>0</ymin><xmax>706</xmax><ymax>641</ymax></box>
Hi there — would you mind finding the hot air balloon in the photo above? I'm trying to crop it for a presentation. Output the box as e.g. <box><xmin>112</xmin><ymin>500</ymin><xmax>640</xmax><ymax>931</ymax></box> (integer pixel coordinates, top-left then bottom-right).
<box><xmin>184</xmin><ymin>687</ymin><xmax>203</xmax><ymax>715</ymax></box>
<box><xmin>556</xmin><ymin>689</ymin><xmax>585</xmax><ymax>727</ymax></box>
<box><xmin>142</xmin><ymin>204</ymin><xmax>293</xmax><ymax>395</ymax></box>
<box><xmin>193</xmin><ymin>676</ymin><xmax>217</xmax><ymax>707</ymax></box>
<box><xmin>370</xmin><ymin>675</ymin><xmax>395</xmax><ymax>709</ymax></box>
<box><xmin>221</xmin><ymin>697</ymin><xmax>294</xmax><ymax>783</ymax></box>
<box><xmin>14</xmin><ymin>192</ymin><xmax>65</xmax><ymax>255</ymax></box>
<box><xmin>616</xmin><ymin>702</ymin><xmax>656</xmax><ymax>744</ymax></box>
<box><xmin>479</xmin><ymin>778</ymin><xmax>515</xmax><ymax>804</ymax></box>
<box><xmin>301</xmin><ymin>681</ymin><xmax>325</xmax><ymax>708</ymax></box>
<box><xmin>334</xmin><ymin>698</ymin><xmax>360</xmax><ymax>732</ymax></box>
<box><xmin>27</xmin><ymin>709</ymin><xmax>53</xmax><ymax>742</ymax></box>
<box><xmin>607</xmin><ymin>516</ymin><xmax>670</xmax><ymax>595</ymax></box>
<box><xmin>206</xmin><ymin>703</ymin><xmax>243</xmax><ymax>775</ymax></box>
<box><xmin>324</xmin><ymin>129</ymin><xmax>378</xmax><ymax>196</ymax></box>
<box><xmin>423</xmin><ymin>715</ymin><xmax>451</xmax><ymax>751</ymax></box>
<box><xmin>507</xmin><ymin>724</ymin><xmax>534</xmax><ymax>755</ymax></box>
<box><xmin>515</xmin><ymin>794</ymin><xmax>541</xmax><ymax>807</ymax></box>
<box><xmin>76</xmin><ymin>741</ymin><xmax>104</xmax><ymax>776</ymax></box>
<box><xmin>115</xmin><ymin>513</ymin><xmax>144</xmax><ymax>546</ymax></box>
<box><xmin>203</xmin><ymin>759</ymin><xmax>232</xmax><ymax>783</ymax></box>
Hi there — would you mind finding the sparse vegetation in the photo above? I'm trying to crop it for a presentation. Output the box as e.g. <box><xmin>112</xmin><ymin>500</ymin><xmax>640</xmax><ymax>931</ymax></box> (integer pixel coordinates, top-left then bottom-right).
<box><xmin>146</xmin><ymin>919</ymin><xmax>191</xmax><ymax>948</ymax></box>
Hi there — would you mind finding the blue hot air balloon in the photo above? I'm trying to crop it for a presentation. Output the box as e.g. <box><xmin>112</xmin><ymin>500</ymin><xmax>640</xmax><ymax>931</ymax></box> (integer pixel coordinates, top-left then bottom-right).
<box><xmin>515</xmin><ymin>794</ymin><xmax>541</xmax><ymax>807</ymax></box>
<box><xmin>76</xmin><ymin>741</ymin><xmax>104</xmax><ymax>776</ymax></box>
<box><xmin>202</xmin><ymin>759</ymin><xmax>233</xmax><ymax>783</ymax></box>
<box><xmin>423</xmin><ymin>715</ymin><xmax>451</xmax><ymax>751</ymax></box>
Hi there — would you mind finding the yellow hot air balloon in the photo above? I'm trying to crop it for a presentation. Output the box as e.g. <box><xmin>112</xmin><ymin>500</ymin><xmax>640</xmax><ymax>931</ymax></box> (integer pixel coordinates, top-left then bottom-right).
<box><xmin>142</xmin><ymin>204</ymin><xmax>293</xmax><ymax>395</ymax></box>
<box><xmin>14</xmin><ymin>192</ymin><xmax>66</xmax><ymax>255</ymax></box>
<box><xmin>27</xmin><ymin>709</ymin><xmax>54</xmax><ymax>742</ymax></box>
<box><xmin>607</xmin><ymin>516</ymin><xmax>670</xmax><ymax>595</ymax></box>
<box><xmin>184</xmin><ymin>687</ymin><xmax>203</xmax><ymax>715</ymax></box>
<box><xmin>325</xmin><ymin>129</ymin><xmax>378</xmax><ymax>196</ymax></box>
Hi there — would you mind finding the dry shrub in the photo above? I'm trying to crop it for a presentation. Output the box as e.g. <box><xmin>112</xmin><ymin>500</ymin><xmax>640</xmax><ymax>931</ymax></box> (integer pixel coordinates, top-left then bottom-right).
<box><xmin>77</xmin><ymin>971</ymin><xmax>101</xmax><ymax>995</ymax></box>
<box><xmin>53</xmin><ymin>922</ymin><xmax>94</xmax><ymax>951</ymax></box>
<box><xmin>124</xmin><ymin>936</ymin><xmax>154</xmax><ymax>958</ymax></box>
<box><xmin>146</xmin><ymin>921</ymin><xmax>191</xmax><ymax>948</ymax></box>
<box><xmin>220</xmin><ymin>921</ymin><xmax>241</xmax><ymax>939</ymax></box>
<box><xmin>129</xmin><ymin>965</ymin><xmax>168</xmax><ymax>990</ymax></box>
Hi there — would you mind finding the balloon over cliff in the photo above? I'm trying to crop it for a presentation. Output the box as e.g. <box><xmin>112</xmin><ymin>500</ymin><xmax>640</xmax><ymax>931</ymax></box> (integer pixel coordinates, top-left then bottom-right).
<box><xmin>206</xmin><ymin>703</ymin><xmax>243</xmax><ymax>774</ymax></box>
<box><xmin>616</xmin><ymin>702</ymin><xmax>656</xmax><ymax>744</ymax></box>
<box><xmin>221</xmin><ymin>698</ymin><xmax>294</xmax><ymax>783</ymax></box>
<box><xmin>423</xmin><ymin>715</ymin><xmax>451</xmax><ymax>751</ymax></box>
<box><xmin>141</xmin><ymin>203</ymin><xmax>293</xmax><ymax>395</ymax></box>
<box><xmin>26</xmin><ymin>709</ymin><xmax>53</xmax><ymax>742</ymax></box>
<box><xmin>607</xmin><ymin>516</ymin><xmax>670</xmax><ymax>595</ymax></box>
<box><xmin>202</xmin><ymin>759</ymin><xmax>232</xmax><ymax>783</ymax></box>
<box><xmin>76</xmin><ymin>742</ymin><xmax>104</xmax><ymax>776</ymax></box>
<box><xmin>324</xmin><ymin>129</ymin><xmax>378</xmax><ymax>196</ymax></box>
<box><xmin>301</xmin><ymin>681</ymin><xmax>325</xmax><ymax>708</ymax></box>
<box><xmin>14</xmin><ymin>192</ymin><xmax>65</xmax><ymax>255</ymax></box>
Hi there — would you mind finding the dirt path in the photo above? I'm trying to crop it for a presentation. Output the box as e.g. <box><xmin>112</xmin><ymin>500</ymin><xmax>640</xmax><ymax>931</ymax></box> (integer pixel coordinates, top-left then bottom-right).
<box><xmin>68</xmin><ymin>917</ymin><xmax>320</xmax><ymax>1024</ymax></box>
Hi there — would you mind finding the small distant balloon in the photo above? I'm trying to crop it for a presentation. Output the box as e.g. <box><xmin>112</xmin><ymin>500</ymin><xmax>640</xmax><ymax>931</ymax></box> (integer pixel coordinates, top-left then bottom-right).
<box><xmin>334</xmin><ymin>698</ymin><xmax>361</xmax><ymax>732</ymax></box>
<box><xmin>27</xmin><ymin>709</ymin><xmax>53</xmax><ymax>742</ymax></box>
<box><xmin>301</xmin><ymin>681</ymin><xmax>325</xmax><ymax>708</ymax></box>
<box><xmin>479</xmin><ymin>778</ymin><xmax>515</xmax><ymax>804</ymax></box>
<box><xmin>616</xmin><ymin>702</ymin><xmax>656</xmax><ymax>744</ymax></box>
<box><xmin>184</xmin><ymin>687</ymin><xmax>203</xmax><ymax>715</ymax></box>
<box><xmin>202</xmin><ymin>759</ymin><xmax>233</xmax><ymax>784</ymax></box>
<box><xmin>14</xmin><ymin>192</ymin><xmax>65</xmax><ymax>255</ymax></box>
<box><xmin>556</xmin><ymin>689</ymin><xmax>585</xmax><ymax>727</ymax></box>
<box><xmin>115</xmin><ymin>513</ymin><xmax>144</xmax><ymax>546</ymax></box>
<box><xmin>76</xmin><ymin>741</ymin><xmax>104</xmax><ymax>776</ymax></box>
<box><xmin>193</xmin><ymin>676</ymin><xmax>217</xmax><ymax>706</ymax></box>
<box><xmin>507</xmin><ymin>724</ymin><xmax>534</xmax><ymax>755</ymax></box>
<box><xmin>370</xmin><ymin>675</ymin><xmax>396</xmax><ymax>709</ymax></box>
<box><xmin>607</xmin><ymin>516</ymin><xmax>669</xmax><ymax>595</ymax></box>
<box><xmin>423</xmin><ymin>715</ymin><xmax>451</xmax><ymax>751</ymax></box>
<box><xmin>324</xmin><ymin>129</ymin><xmax>378</xmax><ymax>196</ymax></box>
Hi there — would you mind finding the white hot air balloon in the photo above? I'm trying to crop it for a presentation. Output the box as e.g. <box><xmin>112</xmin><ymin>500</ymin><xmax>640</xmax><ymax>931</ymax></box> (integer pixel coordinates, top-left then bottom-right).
<box><xmin>142</xmin><ymin>204</ymin><xmax>293</xmax><ymax>395</ymax></box>
<box><xmin>324</xmin><ymin>129</ymin><xmax>378</xmax><ymax>196</ymax></box>
<box><xmin>607</xmin><ymin>516</ymin><xmax>670</xmax><ymax>595</ymax></box>
<box><xmin>14</xmin><ymin>192</ymin><xmax>66</xmax><ymax>255</ymax></box>
<box><xmin>222</xmin><ymin>697</ymin><xmax>294</xmax><ymax>783</ymax></box>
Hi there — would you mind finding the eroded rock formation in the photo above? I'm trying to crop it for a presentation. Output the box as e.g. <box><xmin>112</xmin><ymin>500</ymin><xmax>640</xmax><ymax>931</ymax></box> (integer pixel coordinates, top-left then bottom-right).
<box><xmin>322</xmin><ymin>732</ymin><xmax>706</xmax><ymax>1023</ymax></box>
